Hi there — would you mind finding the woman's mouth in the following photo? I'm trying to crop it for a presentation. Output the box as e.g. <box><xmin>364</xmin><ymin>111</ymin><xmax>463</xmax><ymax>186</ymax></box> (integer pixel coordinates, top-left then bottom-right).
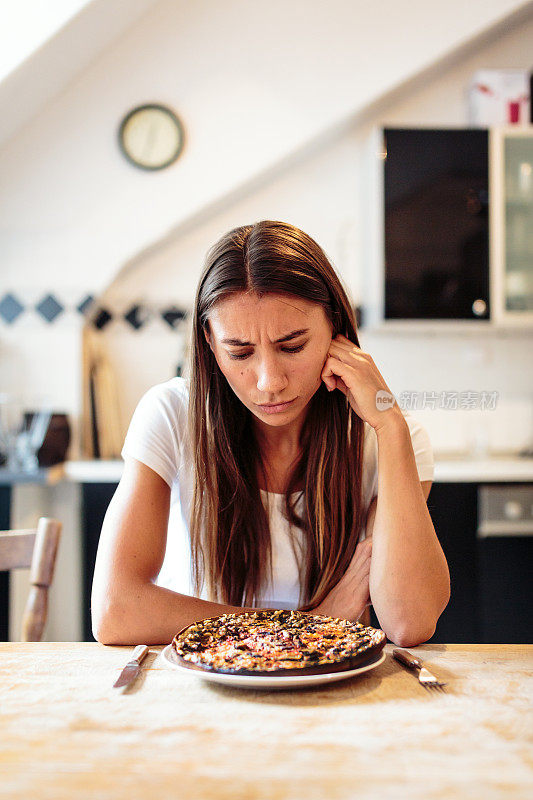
<box><xmin>256</xmin><ymin>398</ymin><xmax>297</xmax><ymax>414</ymax></box>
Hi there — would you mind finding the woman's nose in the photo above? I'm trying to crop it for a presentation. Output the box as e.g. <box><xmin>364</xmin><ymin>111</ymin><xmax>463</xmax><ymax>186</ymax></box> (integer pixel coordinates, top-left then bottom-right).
<box><xmin>256</xmin><ymin>356</ymin><xmax>288</xmax><ymax>394</ymax></box>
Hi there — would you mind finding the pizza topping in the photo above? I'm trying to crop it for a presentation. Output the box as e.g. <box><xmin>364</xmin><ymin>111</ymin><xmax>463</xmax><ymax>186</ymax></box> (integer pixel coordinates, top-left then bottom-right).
<box><xmin>172</xmin><ymin>609</ymin><xmax>385</xmax><ymax>675</ymax></box>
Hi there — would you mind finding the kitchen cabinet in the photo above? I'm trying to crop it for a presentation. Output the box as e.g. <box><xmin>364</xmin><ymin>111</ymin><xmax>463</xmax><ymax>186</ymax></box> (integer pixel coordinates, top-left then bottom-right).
<box><xmin>476</xmin><ymin>484</ymin><xmax>533</xmax><ymax>643</ymax></box>
<box><xmin>368</xmin><ymin>482</ymin><xmax>480</xmax><ymax>642</ymax></box>
<box><xmin>383</xmin><ymin>127</ymin><xmax>490</xmax><ymax>321</ymax></box>
<box><xmin>491</xmin><ymin>126</ymin><xmax>533</xmax><ymax>324</ymax></box>
<box><xmin>81</xmin><ymin>483</ymin><xmax>117</xmax><ymax>641</ymax></box>
<box><xmin>427</xmin><ymin>482</ymin><xmax>480</xmax><ymax>643</ymax></box>
<box><xmin>369</xmin><ymin>481</ymin><xmax>533</xmax><ymax>644</ymax></box>
<box><xmin>0</xmin><ymin>487</ymin><xmax>10</xmax><ymax>640</ymax></box>
<box><xmin>362</xmin><ymin>125</ymin><xmax>533</xmax><ymax>328</ymax></box>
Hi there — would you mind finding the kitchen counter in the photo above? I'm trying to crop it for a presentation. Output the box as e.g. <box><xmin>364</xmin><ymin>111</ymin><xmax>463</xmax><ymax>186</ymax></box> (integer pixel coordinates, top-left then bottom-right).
<box><xmin>1</xmin><ymin>642</ymin><xmax>531</xmax><ymax>799</ymax></box>
<box><xmin>2</xmin><ymin>454</ymin><xmax>533</xmax><ymax>485</ymax></box>
<box><xmin>64</xmin><ymin>455</ymin><xmax>533</xmax><ymax>483</ymax></box>
<box><xmin>432</xmin><ymin>453</ymin><xmax>533</xmax><ymax>482</ymax></box>
<box><xmin>0</xmin><ymin>463</ymin><xmax>65</xmax><ymax>485</ymax></box>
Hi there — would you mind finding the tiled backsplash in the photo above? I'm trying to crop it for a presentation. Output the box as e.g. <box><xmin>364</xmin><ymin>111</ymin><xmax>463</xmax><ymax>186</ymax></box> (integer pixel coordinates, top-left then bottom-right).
<box><xmin>0</xmin><ymin>291</ymin><xmax>189</xmax><ymax>330</ymax></box>
<box><xmin>2</xmin><ymin>289</ymin><xmax>531</xmax><ymax>461</ymax></box>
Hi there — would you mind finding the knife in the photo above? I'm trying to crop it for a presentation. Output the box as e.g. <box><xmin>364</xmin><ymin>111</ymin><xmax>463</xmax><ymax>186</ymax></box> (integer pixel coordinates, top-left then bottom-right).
<box><xmin>113</xmin><ymin>645</ymin><xmax>150</xmax><ymax>688</ymax></box>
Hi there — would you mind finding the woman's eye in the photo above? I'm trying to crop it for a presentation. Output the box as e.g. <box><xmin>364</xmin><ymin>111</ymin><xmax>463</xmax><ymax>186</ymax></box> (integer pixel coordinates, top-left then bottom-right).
<box><xmin>229</xmin><ymin>343</ymin><xmax>306</xmax><ymax>360</ymax></box>
<box><xmin>282</xmin><ymin>344</ymin><xmax>306</xmax><ymax>354</ymax></box>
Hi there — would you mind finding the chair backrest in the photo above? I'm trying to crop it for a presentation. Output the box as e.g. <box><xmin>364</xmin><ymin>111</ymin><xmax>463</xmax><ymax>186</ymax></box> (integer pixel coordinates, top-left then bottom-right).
<box><xmin>0</xmin><ymin>517</ymin><xmax>62</xmax><ymax>642</ymax></box>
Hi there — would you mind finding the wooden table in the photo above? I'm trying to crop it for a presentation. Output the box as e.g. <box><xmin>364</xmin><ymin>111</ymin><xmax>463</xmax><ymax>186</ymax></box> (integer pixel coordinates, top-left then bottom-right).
<box><xmin>1</xmin><ymin>643</ymin><xmax>532</xmax><ymax>799</ymax></box>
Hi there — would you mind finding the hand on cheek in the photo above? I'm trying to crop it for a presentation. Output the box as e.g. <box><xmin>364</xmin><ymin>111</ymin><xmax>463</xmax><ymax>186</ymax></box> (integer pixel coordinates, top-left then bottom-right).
<box><xmin>322</xmin><ymin>352</ymin><xmax>347</xmax><ymax>395</ymax></box>
<box><xmin>321</xmin><ymin>333</ymin><xmax>400</xmax><ymax>430</ymax></box>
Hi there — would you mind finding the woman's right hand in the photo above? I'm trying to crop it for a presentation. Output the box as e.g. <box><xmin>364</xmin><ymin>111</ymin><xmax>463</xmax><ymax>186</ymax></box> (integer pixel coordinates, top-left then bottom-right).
<box><xmin>308</xmin><ymin>535</ymin><xmax>373</xmax><ymax>622</ymax></box>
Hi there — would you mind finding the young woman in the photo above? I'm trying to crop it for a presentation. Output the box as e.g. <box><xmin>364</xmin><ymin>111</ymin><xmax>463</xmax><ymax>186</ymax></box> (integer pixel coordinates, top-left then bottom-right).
<box><xmin>91</xmin><ymin>220</ymin><xmax>450</xmax><ymax>646</ymax></box>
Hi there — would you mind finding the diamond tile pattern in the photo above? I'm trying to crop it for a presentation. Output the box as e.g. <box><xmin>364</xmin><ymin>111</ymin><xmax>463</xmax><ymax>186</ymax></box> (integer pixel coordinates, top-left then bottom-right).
<box><xmin>161</xmin><ymin>306</ymin><xmax>187</xmax><ymax>329</ymax></box>
<box><xmin>124</xmin><ymin>304</ymin><xmax>151</xmax><ymax>330</ymax></box>
<box><xmin>93</xmin><ymin>308</ymin><xmax>113</xmax><ymax>329</ymax></box>
<box><xmin>0</xmin><ymin>293</ymin><xmax>24</xmax><ymax>323</ymax></box>
<box><xmin>36</xmin><ymin>294</ymin><xmax>64</xmax><ymax>323</ymax></box>
<box><xmin>77</xmin><ymin>295</ymin><xmax>95</xmax><ymax>316</ymax></box>
<box><xmin>1</xmin><ymin>292</ymin><xmax>191</xmax><ymax>329</ymax></box>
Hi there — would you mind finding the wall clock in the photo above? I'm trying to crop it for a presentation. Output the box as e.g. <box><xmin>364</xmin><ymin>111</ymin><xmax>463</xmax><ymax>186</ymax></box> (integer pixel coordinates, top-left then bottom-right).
<box><xmin>118</xmin><ymin>103</ymin><xmax>185</xmax><ymax>170</ymax></box>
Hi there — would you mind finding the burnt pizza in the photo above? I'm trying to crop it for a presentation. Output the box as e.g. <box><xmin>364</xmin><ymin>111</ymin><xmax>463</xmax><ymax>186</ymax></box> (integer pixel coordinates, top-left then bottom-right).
<box><xmin>171</xmin><ymin>608</ymin><xmax>386</xmax><ymax>676</ymax></box>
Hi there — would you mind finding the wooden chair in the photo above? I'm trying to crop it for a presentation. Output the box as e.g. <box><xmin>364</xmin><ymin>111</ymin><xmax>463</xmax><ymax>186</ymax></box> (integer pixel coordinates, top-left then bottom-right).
<box><xmin>0</xmin><ymin>517</ymin><xmax>62</xmax><ymax>641</ymax></box>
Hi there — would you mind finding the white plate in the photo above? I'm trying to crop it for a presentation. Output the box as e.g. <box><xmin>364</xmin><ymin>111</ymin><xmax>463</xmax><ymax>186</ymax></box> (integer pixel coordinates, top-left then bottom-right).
<box><xmin>161</xmin><ymin>644</ymin><xmax>386</xmax><ymax>690</ymax></box>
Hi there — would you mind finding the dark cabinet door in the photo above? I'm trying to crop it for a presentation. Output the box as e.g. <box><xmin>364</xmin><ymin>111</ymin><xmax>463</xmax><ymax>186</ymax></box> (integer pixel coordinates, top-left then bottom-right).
<box><xmin>426</xmin><ymin>483</ymin><xmax>479</xmax><ymax>643</ymax></box>
<box><xmin>369</xmin><ymin>482</ymin><xmax>479</xmax><ymax>642</ymax></box>
<box><xmin>370</xmin><ymin>481</ymin><xmax>532</xmax><ymax>644</ymax></box>
<box><xmin>383</xmin><ymin>127</ymin><xmax>490</xmax><ymax>320</ymax></box>
<box><xmin>477</xmin><ymin>535</ymin><xmax>533</xmax><ymax>643</ymax></box>
<box><xmin>81</xmin><ymin>483</ymin><xmax>118</xmax><ymax>641</ymax></box>
<box><xmin>371</xmin><ymin>483</ymin><xmax>481</xmax><ymax>644</ymax></box>
<box><xmin>0</xmin><ymin>486</ymin><xmax>11</xmax><ymax>640</ymax></box>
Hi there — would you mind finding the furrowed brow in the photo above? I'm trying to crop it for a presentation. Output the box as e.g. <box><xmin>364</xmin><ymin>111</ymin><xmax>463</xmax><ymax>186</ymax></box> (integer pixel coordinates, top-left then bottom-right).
<box><xmin>221</xmin><ymin>328</ymin><xmax>310</xmax><ymax>346</ymax></box>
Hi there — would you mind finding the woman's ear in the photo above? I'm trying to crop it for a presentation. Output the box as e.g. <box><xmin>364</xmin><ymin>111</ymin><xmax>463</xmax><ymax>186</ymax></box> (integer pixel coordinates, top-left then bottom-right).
<box><xmin>203</xmin><ymin>327</ymin><xmax>213</xmax><ymax>351</ymax></box>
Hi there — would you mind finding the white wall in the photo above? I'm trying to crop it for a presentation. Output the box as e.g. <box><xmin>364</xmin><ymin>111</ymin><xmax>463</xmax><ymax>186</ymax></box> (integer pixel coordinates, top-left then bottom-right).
<box><xmin>0</xmin><ymin>0</ymin><xmax>89</xmax><ymax>82</ymax></box>
<box><xmin>0</xmin><ymin>0</ymin><xmax>159</xmax><ymax>145</ymax></box>
<box><xmin>101</xmin><ymin>9</ymin><xmax>533</xmax><ymax>456</ymax></box>
<box><xmin>0</xmin><ymin>0</ymin><xmax>528</xmax><ymax>290</ymax></box>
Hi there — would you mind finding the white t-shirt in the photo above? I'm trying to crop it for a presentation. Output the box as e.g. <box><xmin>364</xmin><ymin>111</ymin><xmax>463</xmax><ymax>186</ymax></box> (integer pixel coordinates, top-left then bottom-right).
<box><xmin>121</xmin><ymin>377</ymin><xmax>434</xmax><ymax>609</ymax></box>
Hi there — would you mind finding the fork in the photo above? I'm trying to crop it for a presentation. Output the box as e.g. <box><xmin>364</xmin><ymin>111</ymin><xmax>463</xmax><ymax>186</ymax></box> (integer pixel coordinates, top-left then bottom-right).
<box><xmin>392</xmin><ymin>649</ymin><xmax>447</xmax><ymax>692</ymax></box>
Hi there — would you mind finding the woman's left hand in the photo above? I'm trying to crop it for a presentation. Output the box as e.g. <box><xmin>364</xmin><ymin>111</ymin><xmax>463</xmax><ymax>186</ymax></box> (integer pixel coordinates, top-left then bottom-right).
<box><xmin>321</xmin><ymin>333</ymin><xmax>402</xmax><ymax>432</ymax></box>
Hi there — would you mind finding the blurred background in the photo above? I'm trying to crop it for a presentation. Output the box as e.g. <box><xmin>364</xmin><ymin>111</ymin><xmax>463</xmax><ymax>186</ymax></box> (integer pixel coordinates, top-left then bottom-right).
<box><xmin>1</xmin><ymin>0</ymin><xmax>532</xmax><ymax>643</ymax></box>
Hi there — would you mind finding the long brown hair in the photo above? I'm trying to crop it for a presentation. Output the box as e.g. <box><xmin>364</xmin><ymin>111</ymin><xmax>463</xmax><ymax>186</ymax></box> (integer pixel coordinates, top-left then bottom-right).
<box><xmin>187</xmin><ymin>220</ymin><xmax>364</xmax><ymax>610</ymax></box>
